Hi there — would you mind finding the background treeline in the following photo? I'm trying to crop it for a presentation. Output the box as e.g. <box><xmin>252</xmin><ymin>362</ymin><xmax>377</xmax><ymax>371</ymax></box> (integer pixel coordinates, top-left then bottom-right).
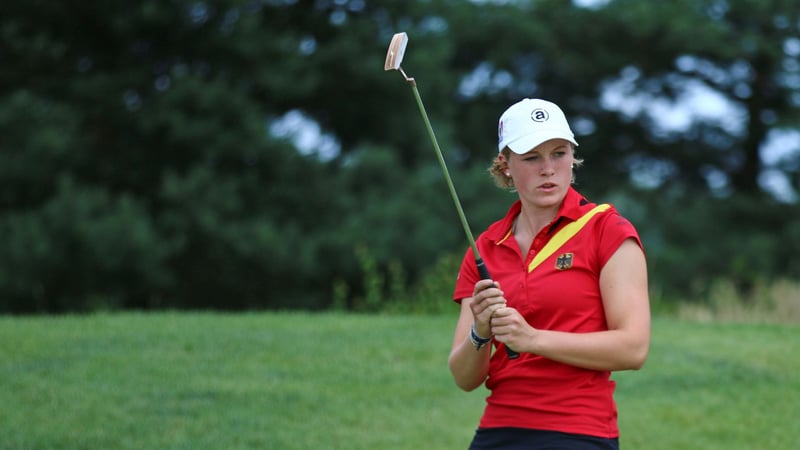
<box><xmin>1</xmin><ymin>0</ymin><xmax>798</xmax><ymax>313</ymax></box>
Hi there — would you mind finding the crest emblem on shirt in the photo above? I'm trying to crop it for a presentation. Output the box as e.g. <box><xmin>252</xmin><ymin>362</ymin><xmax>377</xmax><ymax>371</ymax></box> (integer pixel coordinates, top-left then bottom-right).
<box><xmin>555</xmin><ymin>253</ymin><xmax>574</xmax><ymax>270</ymax></box>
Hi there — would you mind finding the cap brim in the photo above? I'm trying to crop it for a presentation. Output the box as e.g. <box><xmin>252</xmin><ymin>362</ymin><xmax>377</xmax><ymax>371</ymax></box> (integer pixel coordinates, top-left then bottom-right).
<box><xmin>505</xmin><ymin>131</ymin><xmax>578</xmax><ymax>154</ymax></box>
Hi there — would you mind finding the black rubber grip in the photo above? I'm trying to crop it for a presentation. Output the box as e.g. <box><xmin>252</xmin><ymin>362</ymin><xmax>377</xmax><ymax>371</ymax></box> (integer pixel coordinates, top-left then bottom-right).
<box><xmin>476</xmin><ymin>258</ymin><xmax>492</xmax><ymax>281</ymax></box>
<box><xmin>475</xmin><ymin>257</ymin><xmax>519</xmax><ymax>359</ymax></box>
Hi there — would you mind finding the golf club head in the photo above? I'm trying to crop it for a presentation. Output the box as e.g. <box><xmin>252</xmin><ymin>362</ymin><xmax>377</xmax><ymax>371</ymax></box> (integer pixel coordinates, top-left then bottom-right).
<box><xmin>384</xmin><ymin>32</ymin><xmax>408</xmax><ymax>71</ymax></box>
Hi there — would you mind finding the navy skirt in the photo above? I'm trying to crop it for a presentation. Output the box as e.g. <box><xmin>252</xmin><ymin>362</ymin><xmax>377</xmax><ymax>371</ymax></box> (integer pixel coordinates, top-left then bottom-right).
<box><xmin>469</xmin><ymin>428</ymin><xmax>619</xmax><ymax>450</ymax></box>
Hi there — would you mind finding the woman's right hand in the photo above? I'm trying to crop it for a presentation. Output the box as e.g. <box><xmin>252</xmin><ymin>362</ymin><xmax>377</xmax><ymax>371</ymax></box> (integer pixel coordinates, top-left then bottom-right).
<box><xmin>469</xmin><ymin>279</ymin><xmax>506</xmax><ymax>338</ymax></box>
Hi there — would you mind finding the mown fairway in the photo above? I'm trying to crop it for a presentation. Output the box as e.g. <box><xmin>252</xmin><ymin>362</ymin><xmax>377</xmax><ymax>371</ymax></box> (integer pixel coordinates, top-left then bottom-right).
<box><xmin>0</xmin><ymin>312</ymin><xmax>797</xmax><ymax>449</ymax></box>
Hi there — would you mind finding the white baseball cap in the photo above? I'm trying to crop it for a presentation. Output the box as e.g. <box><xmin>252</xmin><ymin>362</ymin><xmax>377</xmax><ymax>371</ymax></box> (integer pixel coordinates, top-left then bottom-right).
<box><xmin>497</xmin><ymin>98</ymin><xmax>578</xmax><ymax>154</ymax></box>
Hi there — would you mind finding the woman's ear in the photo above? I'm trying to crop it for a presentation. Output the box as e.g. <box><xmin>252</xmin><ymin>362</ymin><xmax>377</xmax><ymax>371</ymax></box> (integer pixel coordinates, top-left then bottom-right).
<box><xmin>497</xmin><ymin>152</ymin><xmax>508</xmax><ymax>166</ymax></box>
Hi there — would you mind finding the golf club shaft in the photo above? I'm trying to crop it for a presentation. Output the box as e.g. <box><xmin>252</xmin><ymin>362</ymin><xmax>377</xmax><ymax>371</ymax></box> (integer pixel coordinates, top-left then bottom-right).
<box><xmin>407</xmin><ymin>82</ymin><xmax>519</xmax><ymax>359</ymax></box>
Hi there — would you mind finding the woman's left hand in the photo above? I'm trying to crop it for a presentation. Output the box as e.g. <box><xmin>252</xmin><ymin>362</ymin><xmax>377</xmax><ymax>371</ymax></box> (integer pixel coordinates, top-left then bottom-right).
<box><xmin>489</xmin><ymin>306</ymin><xmax>535</xmax><ymax>354</ymax></box>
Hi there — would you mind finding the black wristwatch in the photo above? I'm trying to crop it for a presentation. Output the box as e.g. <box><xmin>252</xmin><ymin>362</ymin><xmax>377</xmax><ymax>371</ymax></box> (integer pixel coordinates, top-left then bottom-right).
<box><xmin>469</xmin><ymin>324</ymin><xmax>492</xmax><ymax>350</ymax></box>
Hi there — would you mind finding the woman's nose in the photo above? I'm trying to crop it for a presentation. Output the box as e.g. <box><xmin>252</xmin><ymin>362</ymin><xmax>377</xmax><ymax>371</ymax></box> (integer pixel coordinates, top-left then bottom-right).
<box><xmin>539</xmin><ymin>158</ymin><xmax>555</xmax><ymax>176</ymax></box>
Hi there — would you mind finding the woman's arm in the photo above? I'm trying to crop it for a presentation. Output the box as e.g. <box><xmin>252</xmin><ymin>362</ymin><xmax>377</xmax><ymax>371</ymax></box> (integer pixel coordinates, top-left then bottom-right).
<box><xmin>448</xmin><ymin>280</ymin><xmax>507</xmax><ymax>391</ymax></box>
<box><xmin>491</xmin><ymin>238</ymin><xmax>650</xmax><ymax>371</ymax></box>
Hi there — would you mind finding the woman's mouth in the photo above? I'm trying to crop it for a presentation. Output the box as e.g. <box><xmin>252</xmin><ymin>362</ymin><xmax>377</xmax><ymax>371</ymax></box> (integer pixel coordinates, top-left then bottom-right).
<box><xmin>538</xmin><ymin>182</ymin><xmax>557</xmax><ymax>191</ymax></box>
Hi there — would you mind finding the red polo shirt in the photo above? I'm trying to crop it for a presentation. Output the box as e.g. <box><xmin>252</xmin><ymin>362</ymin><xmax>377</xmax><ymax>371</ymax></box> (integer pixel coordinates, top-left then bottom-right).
<box><xmin>453</xmin><ymin>187</ymin><xmax>642</xmax><ymax>438</ymax></box>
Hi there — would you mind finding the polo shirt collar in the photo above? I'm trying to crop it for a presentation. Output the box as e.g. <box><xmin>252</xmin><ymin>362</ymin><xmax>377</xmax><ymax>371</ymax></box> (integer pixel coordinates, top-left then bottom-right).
<box><xmin>490</xmin><ymin>187</ymin><xmax>593</xmax><ymax>245</ymax></box>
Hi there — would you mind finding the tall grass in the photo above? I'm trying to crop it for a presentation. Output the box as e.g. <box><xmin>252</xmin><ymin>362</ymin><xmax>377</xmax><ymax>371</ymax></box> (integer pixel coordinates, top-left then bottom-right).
<box><xmin>676</xmin><ymin>278</ymin><xmax>800</xmax><ymax>323</ymax></box>
<box><xmin>0</xmin><ymin>312</ymin><xmax>797</xmax><ymax>449</ymax></box>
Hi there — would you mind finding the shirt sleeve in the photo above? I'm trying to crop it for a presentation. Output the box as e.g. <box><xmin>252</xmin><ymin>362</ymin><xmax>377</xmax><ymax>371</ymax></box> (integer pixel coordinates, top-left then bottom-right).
<box><xmin>452</xmin><ymin>247</ymin><xmax>479</xmax><ymax>304</ymax></box>
<box><xmin>596</xmin><ymin>211</ymin><xmax>643</xmax><ymax>269</ymax></box>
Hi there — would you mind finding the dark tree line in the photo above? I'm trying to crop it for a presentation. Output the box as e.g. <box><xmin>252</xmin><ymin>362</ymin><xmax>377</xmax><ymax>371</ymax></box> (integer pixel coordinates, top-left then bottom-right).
<box><xmin>1</xmin><ymin>0</ymin><xmax>798</xmax><ymax>313</ymax></box>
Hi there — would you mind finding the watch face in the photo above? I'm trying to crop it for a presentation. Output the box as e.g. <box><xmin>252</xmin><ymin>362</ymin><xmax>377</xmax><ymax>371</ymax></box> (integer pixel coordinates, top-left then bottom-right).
<box><xmin>470</xmin><ymin>324</ymin><xmax>491</xmax><ymax>350</ymax></box>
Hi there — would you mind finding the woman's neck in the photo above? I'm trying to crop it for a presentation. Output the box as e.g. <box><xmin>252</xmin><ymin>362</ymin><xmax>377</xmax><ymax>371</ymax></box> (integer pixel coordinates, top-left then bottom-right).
<box><xmin>516</xmin><ymin>204</ymin><xmax>559</xmax><ymax>236</ymax></box>
<box><xmin>512</xmin><ymin>204</ymin><xmax>559</xmax><ymax>257</ymax></box>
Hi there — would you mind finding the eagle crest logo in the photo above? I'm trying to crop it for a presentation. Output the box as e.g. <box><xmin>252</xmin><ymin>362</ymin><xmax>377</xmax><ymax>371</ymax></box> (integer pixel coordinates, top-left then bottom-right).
<box><xmin>555</xmin><ymin>253</ymin><xmax>574</xmax><ymax>270</ymax></box>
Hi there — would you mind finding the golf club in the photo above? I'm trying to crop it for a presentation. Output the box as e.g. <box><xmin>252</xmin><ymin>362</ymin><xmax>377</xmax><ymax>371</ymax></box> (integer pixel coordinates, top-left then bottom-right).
<box><xmin>384</xmin><ymin>32</ymin><xmax>519</xmax><ymax>359</ymax></box>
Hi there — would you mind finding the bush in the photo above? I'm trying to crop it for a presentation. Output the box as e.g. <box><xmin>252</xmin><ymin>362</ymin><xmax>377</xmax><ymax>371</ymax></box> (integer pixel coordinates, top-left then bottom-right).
<box><xmin>0</xmin><ymin>178</ymin><xmax>173</xmax><ymax>312</ymax></box>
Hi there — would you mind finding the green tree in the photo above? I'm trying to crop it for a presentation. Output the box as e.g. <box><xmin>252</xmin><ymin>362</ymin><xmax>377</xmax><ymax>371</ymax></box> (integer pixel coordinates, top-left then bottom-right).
<box><xmin>1</xmin><ymin>0</ymin><xmax>797</xmax><ymax>312</ymax></box>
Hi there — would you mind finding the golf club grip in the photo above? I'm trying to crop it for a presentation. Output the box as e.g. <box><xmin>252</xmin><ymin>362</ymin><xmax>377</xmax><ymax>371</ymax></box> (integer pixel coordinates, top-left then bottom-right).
<box><xmin>475</xmin><ymin>258</ymin><xmax>520</xmax><ymax>360</ymax></box>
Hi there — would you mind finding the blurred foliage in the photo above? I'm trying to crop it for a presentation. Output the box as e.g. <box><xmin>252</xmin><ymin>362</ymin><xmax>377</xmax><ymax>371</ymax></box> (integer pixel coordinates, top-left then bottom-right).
<box><xmin>0</xmin><ymin>0</ymin><xmax>798</xmax><ymax>312</ymax></box>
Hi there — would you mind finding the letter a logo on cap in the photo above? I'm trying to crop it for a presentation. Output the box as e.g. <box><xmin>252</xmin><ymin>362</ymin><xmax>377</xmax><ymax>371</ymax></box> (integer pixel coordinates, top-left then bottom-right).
<box><xmin>531</xmin><ymin>108</ymin><xmax>549</xmax><ymax>122</ymax></box>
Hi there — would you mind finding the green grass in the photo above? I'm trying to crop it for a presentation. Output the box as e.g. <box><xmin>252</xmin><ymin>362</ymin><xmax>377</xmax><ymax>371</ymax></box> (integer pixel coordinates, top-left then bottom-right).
<box><xmin>0</xmin><ymin>313</ymin><xmax>797</xmax><ymax>449</ymax></box>
<box><xmin>616</xmin><ymin>320</ymin><xmax>798</xmax><ymax>448</ymax></box>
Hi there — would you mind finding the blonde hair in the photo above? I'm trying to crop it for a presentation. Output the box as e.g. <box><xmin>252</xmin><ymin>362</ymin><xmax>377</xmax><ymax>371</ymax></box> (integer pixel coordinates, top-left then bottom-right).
<box><xmin>488</xmin><ymin>145</ymin><xmax>584</xmax><ymax>191</ymax></box>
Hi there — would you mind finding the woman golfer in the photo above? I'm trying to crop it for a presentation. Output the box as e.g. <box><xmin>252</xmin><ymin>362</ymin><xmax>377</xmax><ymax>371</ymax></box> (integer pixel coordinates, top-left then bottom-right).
<box><xmin>449</xmin><ymin>98</ymin><xmax>650</xmax><ymax>450</ymax></box>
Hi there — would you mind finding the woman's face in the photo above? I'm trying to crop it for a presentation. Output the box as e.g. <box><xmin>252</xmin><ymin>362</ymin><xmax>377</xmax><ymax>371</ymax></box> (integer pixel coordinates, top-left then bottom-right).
<box><xmin>503</xmin><ymin>139</ymin><xmax>574</xmax><ymax>209</ymax></box>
